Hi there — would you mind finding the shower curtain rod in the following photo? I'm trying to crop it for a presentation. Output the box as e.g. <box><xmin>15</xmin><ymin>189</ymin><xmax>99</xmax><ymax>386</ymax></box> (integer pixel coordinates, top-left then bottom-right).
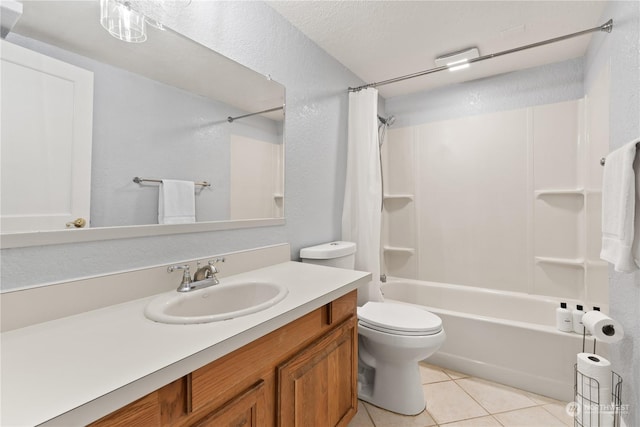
<box><xmin>227</xmin><ymin>105</ymin><xmax>284</xmax><ymax>123</ymax></box>
<box><xmin>348</xmin><ymin>19</ymin><xmax>613</xmax><ymax>92</ymax></box>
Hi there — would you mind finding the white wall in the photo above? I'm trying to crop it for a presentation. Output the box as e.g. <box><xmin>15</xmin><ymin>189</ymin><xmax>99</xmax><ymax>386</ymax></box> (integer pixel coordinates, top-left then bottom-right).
<box><xmin>386</xmin><ymin>57</ymin><xmax>584</xmax><ymax>128</ymax></box>
<box><xmin>585</xmin><ymin>2</ymin><xmax>640</xmax><ymax>425</ymax></box>
<box><xmin>0</xmin><ymin>1</ymin><xmax>363</xmax><ymax>291</ymax></box>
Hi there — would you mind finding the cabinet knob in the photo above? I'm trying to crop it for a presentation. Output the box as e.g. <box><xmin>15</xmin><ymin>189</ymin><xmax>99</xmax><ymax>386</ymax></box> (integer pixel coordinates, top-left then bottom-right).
<box><xmin>66</xmin><ymin>218</ymin><xmax>86</xmax><ymax>228</ymax></box>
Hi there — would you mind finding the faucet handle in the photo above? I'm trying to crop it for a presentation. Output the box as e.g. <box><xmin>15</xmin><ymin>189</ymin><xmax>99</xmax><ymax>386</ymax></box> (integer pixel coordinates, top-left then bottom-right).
<box><xmin>167</xmin><ymin>264</ymin><xmax>190</xmax><ymax>273</ymax></box>
<box><xmin>167</xmin><ymin>264</ymin><xmax>192</xmax><ymax>282</ymax></box>
<box><xmin>204</xmin><ymin>258</ymin><xmax>224</xmax><ymax>272</ymax></box>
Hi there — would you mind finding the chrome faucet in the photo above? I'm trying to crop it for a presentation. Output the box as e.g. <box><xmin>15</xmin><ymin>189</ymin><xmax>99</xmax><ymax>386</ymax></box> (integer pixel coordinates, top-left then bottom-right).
<box><xmin>168</xmin><ymin>258</ymin><xmax>225</xmax><ymax>292</ymax></box>
<box><xmin>194</xmin><ymin>262</ymin><xmax>219</xmax><ymax>283</ymax></box>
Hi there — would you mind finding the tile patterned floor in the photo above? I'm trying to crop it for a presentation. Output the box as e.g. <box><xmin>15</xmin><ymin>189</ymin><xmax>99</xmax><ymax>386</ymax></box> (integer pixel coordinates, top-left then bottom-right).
<box><xmin>348</xmin><ymin>362</ymin><xmax>573</xmax><ymax>427</ymax></box>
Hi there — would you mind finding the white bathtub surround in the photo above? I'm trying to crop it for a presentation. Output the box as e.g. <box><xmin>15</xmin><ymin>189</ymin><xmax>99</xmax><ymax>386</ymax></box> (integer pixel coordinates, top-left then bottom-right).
<box><xmin>342</xmin><ymin>87</ymin><xmax>383</xmax><ymax>306</ymax></box>
<box><xmin>381</xmin><ymin>279</ymin><xmax>610</xmax><ymax>402</ymax></box>
<box><xmin>600</xmin><ymin>139</ymin><xmax>640</xmax><ymax>273</ymax></box>
<box><xmin>1</xmin><ymin>258</ymin><xmax>370</xmax><ymax>426</ymax></box>
<box><xmin>382</xmin><ymin>94</ymin><xmax>610</xmax><ymax>306</ymax></box>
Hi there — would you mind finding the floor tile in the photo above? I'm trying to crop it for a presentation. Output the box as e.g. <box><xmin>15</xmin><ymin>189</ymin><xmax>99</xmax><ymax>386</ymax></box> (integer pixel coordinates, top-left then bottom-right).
<box><xmin>363</xmin><ymin>402</ymin><xmax>437</xmax><ymax>427</ymax></box>
<box><xmin>456</xmin><ymin>377</ymin><xmax>538</xmax><ymax>414</ymax></box>
<box><xmin>348</xmin><ymin>401</ymin><xmax>375</xmax><ymax>427</ymax></box>
<box><xmin>494</xmin><ymin>406</ymin><xmax>567</xmax><ymax>427</ymax></box>
<box><xmin>523</xmin><ymin>390</ymin><xmax>562</xmax><ymax>405</ymax></box>
<box><xmin>440</xmin><ymin>415</ymin><xmax>503</xmax><ymax>427</ymax></box>
<box><xmin>419</xmin><ymin>362</ymin><xmax>451</xmax><ymax>384</ymax></box>
<box><xmin>542</xmin><ymin>402</ymin><xmax>574</xmax><ymax>426</ymax></box>
<box><xmin>423</xmin><ymin>381</ymin><xmax>488</xmax><ymax>424</ymax></box>
<box><xmin>443</xmin><ymin>368</ymin><xmax>470</xmax><ymax>380</ymax></box>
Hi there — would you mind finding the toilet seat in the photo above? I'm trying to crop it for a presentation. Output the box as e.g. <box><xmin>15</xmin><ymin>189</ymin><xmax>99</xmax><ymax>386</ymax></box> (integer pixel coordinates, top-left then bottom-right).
<box><xmin>358</xmin><ymin>302</ymin><xmax>442</xmax><ymax>336</ymax></box>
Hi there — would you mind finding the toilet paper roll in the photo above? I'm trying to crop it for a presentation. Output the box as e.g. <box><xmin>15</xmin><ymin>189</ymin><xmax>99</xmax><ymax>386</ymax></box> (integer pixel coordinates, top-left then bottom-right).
<box><xmin>577</xmin><ymin>397</ymin><xmax>614</xmax><ymax>427</ymax></box>
<box><xmin>582</xmin><ymin>311</ymin><xmax>624</xmax><ymax>343</ymax></box>
<box><xmin>577</xmin><ymin>353</ymin><xmax>612</xmax><ymax>403</ymax></box>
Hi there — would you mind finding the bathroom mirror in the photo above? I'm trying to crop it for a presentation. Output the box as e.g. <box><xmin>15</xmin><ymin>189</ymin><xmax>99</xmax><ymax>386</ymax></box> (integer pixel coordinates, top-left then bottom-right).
<box><xmin>1</xmin><ymin>0</ymin><xmax>285</xmax><ymax>248</ymax></box>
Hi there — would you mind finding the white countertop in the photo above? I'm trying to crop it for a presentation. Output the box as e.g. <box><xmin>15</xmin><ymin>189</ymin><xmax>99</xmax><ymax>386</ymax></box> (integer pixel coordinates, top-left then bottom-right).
<box><xmin>1</xmin><ymin>261</ymin><xmax>370</xmax><ymax>426</ymax></box>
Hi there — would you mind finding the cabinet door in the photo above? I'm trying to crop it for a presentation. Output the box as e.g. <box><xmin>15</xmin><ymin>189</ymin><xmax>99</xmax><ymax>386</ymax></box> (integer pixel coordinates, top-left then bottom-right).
<box><xmin>277</xmin><ymin>317</ymin><xmax>357</xmax><ymax>427</ymax></box>
<box><xmin>192</xmin><ymin>380</ymin><xmax>266</xmax><ymax>427</ymax></box>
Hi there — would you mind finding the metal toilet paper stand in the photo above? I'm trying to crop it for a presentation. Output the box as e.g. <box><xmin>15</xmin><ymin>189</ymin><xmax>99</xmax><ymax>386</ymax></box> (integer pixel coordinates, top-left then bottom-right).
<box><xmin>573</xmin><ymin>330</ymin><xmax>623</xmax><ymax>427</ymax></box>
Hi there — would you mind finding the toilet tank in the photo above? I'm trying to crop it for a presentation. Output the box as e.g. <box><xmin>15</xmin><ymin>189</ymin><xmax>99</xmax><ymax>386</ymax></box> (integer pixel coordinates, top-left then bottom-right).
<box><xmin>299</xmin><ymin>241</ymin><xmax>356</xmax><ymax>269</ymax></box>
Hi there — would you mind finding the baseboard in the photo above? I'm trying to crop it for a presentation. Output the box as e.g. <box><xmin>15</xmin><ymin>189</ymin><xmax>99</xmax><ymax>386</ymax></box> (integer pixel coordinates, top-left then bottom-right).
<box><xmin>429</xmin><ymin>351</ymin><xmax>574</xmax><ymax>402</ymax></box>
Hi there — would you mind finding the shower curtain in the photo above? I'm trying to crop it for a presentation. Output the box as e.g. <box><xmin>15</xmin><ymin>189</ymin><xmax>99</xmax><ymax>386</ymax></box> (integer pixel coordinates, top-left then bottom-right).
<box><xmin>342</xmin><ymin>88</ymin><xmax>383</xmax><ymax>306</ymax></box>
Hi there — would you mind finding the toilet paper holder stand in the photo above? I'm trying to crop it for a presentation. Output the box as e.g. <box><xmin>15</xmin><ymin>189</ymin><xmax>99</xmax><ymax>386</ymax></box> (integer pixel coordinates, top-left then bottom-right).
<box><xmin>574</xmin><ymin>366</ymin><xmax>622</xmax><ymax>427</ymax></box>
<box><xmin>573</xmin><ymin>329</ymin><xmax>623</xmax><ymax>427</ymax></box>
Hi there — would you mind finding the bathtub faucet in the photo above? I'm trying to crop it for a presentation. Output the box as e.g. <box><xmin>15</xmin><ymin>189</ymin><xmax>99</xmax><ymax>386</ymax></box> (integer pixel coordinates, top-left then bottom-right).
<box><xmin>380</xmin><ymin>274</ymin><xmax>387</xmax><ymax>283</ymax></box>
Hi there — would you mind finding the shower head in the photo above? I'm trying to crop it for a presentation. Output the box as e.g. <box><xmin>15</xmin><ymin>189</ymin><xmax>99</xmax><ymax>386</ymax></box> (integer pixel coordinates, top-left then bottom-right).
<box><xmin>378</xmin><ymin>115</ymin><xmax>396</xmax><ymax>126</ymax></box>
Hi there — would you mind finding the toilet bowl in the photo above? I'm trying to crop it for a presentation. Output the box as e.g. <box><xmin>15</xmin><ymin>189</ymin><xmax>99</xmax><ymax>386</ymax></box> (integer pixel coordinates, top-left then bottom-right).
<box><xmin>357</xmin><ymin>301</ymin><xmax>446</xmax><ymax>415</ymax></box>
<box><xmin>299</xmin><ymin>241</ymin><xmax>446</xmax><ymax>416</ymax></box>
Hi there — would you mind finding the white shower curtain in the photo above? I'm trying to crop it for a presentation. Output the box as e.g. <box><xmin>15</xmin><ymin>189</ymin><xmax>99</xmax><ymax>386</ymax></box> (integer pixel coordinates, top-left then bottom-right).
<box><xmin>342</xmin><ymin>88</ymin><xmax>383</xmax><ymax>306</ymax></box>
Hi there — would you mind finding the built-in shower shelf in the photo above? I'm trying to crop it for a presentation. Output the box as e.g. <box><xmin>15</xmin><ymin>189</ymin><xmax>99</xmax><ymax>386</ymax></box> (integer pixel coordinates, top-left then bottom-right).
<box><xmin>383</xmin><ymin>246</ymin><xmax>415</xmax><ymax>255</ymax></box>
<box><xmin>383</xmin><ymin>194</ymin><xmax>414</xmax><ymax>201</ymax></box>
<box><xmin>535</xmin><ymin>189</ymin><xmax>585</xmax><ymax>198</ymax></box>
<box><xmin>535</xmin><ymin>256</ymin><xmax>585</xmax><ymax>268</ymax></box>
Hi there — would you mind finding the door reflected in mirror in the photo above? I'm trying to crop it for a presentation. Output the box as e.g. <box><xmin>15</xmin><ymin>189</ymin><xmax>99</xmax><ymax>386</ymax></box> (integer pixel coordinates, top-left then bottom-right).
<box><xmin>1</xmin><ymin>0</ymin><xmax>285</xmax><ymax>242</ymax></box>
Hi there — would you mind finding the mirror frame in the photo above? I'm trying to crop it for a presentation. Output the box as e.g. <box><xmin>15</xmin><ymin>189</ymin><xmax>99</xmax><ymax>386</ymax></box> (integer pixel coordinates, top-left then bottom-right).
<box><xmin>0</xmin><ymin>218</ymin><xmax>285</xmax><ymax>249</ymax></box>
<box><xmin>1</xmin><ymin>2</ymin><xmax>286</xmax><ymax>249</ymax></box>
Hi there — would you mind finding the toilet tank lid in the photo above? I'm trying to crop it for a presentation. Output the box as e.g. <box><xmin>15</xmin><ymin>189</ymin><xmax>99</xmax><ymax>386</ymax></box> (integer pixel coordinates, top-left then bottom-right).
<box><xmin>299</xmin><ymin>241</ymin><xmax>356</xmax><ymax>259</ymax></box>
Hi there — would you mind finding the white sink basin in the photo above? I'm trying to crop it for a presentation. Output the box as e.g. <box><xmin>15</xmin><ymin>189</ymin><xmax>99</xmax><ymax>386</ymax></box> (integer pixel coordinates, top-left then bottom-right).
<box><xmin>145</xmin><ymin>280</ymin><xmax>288</xmax><ymax>324</ymax></box>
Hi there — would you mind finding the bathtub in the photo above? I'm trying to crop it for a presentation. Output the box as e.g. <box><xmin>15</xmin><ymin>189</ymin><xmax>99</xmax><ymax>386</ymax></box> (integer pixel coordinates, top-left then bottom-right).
<box><xmin>381</xmin><ymin>278</ymin><xmax>608</xmax><ymax>402</ymax></box>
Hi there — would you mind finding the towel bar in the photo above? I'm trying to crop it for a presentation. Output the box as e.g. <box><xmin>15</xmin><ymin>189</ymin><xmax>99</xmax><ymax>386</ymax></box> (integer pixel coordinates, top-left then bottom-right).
<box><xmin>133</xmin><ymin>177</ymin><xmax>211</xmax><ymax>187</ymax></box>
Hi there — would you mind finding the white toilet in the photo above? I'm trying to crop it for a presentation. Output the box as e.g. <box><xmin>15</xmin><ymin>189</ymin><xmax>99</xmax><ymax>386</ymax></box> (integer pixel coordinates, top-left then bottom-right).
<box><xmin>300</xmin><ymin>241</ymin><xmax>446</xmax><ymax>416</ymax></box>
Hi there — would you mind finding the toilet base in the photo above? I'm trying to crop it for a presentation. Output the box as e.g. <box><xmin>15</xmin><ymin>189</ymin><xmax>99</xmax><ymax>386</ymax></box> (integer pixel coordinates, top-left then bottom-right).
<box><xmin>357</xmin><ymin>360</ymin><xmax>426</xmax><ymax>416</ymax></box>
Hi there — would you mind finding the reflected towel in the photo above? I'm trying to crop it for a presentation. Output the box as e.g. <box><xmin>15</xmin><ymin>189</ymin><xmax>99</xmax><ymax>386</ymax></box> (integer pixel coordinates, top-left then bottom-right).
<box><xmin>600</xmin><ymin>139</ymin><xmax>640</xmax><ymax>272</ymax></box>
<box><xmin>158</xmin><ymin>179</ymin><xmax>196</xmax><ymax>224</ymax></box>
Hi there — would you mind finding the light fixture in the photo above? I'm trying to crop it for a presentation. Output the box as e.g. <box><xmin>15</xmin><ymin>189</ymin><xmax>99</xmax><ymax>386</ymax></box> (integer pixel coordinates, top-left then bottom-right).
<box><xmin>434</xmin><ymin>47</ymin><xmax>480</xmax><ymax>72</ymax></box>
<box><xmin>0</xmin><ymin>0</ymin><xmax>22</xmax><ymax>39</ymax></box>
<box><xmin>145</xmin><ymin>17</ymin><xmax>165</xmax><ymax>31</ymax></box>
<box><xmin>100</xmin><ymin>0</ymin><xmax>147</xmax><ymax>43</ymax></box>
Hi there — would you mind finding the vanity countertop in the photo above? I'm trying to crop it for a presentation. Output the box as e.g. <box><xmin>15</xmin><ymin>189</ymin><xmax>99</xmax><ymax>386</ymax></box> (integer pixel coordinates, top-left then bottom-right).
<box><xmin>1</xmin><ymin>261</ymin><xmax>370</xmax><ymax>426</ymax></box>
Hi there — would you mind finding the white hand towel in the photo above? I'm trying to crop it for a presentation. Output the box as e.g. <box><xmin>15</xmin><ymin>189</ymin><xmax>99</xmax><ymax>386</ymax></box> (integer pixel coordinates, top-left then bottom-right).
<box><xmin>600</xmin><ymin>139</ymin><xmax>640</xmax><ymax>272</ymax></box>
<box><xmin>158</xmin><ymin>179</ymin><xmax>196</xmax><ymax>224</ymax></box>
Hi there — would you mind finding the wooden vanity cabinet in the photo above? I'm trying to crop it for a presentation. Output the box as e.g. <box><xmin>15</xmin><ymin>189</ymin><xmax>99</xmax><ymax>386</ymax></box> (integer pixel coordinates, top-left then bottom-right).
<box><xmin>88</xmin><ymin>290</ymin><xmax>358</xmax><ymax>427</ymax></box>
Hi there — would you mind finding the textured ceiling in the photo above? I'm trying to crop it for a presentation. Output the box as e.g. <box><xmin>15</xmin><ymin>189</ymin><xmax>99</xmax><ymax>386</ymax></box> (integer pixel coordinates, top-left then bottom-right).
<box><xmin>267</xmin><ymin>1</ymin><xmax>609</xmax><ymax>98</ymax></box>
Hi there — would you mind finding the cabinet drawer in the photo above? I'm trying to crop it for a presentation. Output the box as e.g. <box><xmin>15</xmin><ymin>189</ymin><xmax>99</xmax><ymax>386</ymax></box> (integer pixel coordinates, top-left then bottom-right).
<box><xmin>325</xmin><ymin>290</ymin><xmax>357</xmax><ymax>326</ymax></box>
<box><xmin>89</xmin><ymin>391</ymin><xmax>160</xmax><ymax>427</ymax></box>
